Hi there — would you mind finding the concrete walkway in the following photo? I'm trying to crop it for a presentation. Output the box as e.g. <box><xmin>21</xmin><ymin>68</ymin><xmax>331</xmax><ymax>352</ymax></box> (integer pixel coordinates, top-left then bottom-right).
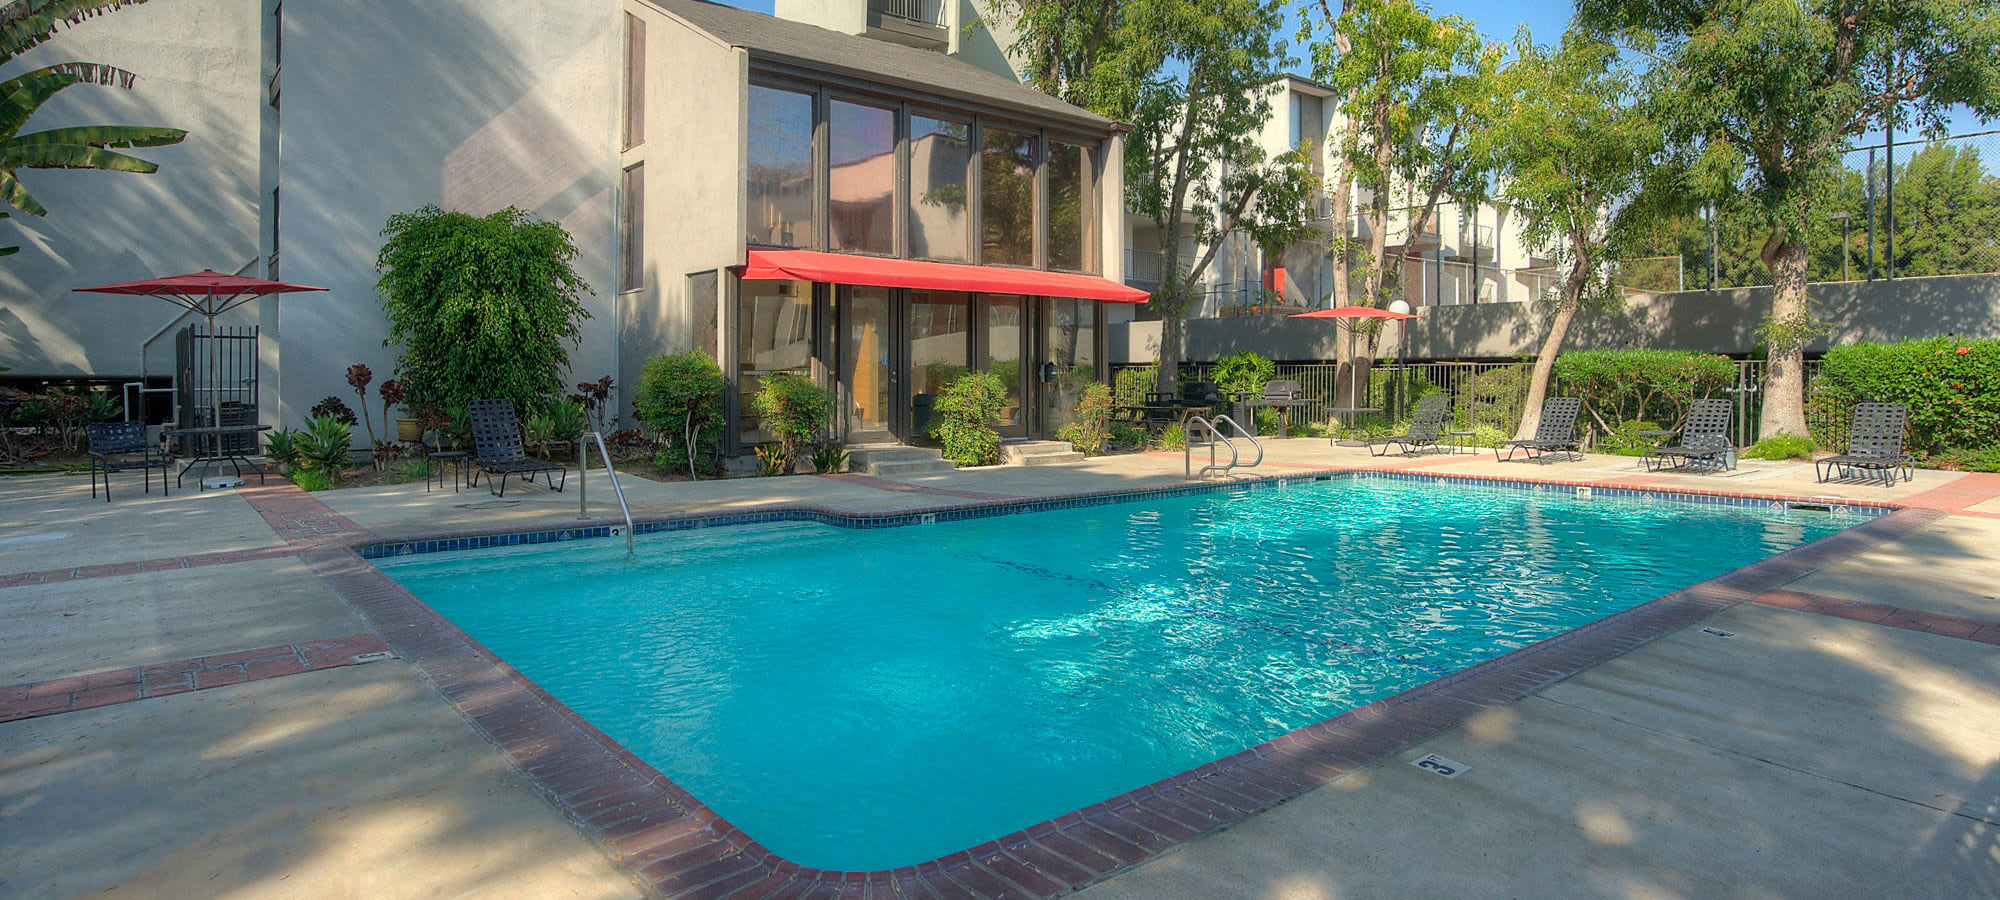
<box><xmin>1</xmin><ymin>445</ymin><xmax>1996</xmax><ymax>898</ymax></box>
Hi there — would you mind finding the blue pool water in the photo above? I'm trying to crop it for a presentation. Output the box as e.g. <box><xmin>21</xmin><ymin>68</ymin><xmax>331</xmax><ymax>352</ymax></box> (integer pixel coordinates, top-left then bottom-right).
<box><xmin>374</xmin><ymin>476</ymin><xmax>1847</xmax><ymax>870</ymax></box>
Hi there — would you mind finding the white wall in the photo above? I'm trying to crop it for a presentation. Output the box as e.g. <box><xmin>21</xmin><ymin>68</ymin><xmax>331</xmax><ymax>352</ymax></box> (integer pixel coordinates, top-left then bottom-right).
<box><xmin>0</xmin><ymin>0</ymin><xmax>262</xmax><ymax>382</ymax></box>
<box><xmin>273</xmin><ymin>0</ymin><xmax>621</xmax><ymax>428</ymax></box>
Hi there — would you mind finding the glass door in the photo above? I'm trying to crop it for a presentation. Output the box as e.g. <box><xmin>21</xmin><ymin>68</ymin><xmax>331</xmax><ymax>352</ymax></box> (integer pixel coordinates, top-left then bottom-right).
<box><xmin>839</xmin><ymin>286</ymin><xmax>895</xmax><ymax>444</ymax></box>
<box><xmin>980</xmin><ymin>294</ymin><xmax>1030</xmax><ymax>439</ymax></box>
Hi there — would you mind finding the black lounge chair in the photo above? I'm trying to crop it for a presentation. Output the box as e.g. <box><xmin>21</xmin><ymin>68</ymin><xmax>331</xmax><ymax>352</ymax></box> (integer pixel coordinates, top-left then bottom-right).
<box><xmin>1368</xmin><ymin>395</ymin><xmax>1452</xmax><ymax>456</ymax></box>
<box><xmin>1643</xmin><ymin>398</ymin><xmax>1735</xmax><ymax>472</ymax></box>
<box><xmin>1495</xmin><ymin>397</ymin><xmax>1583</xmax><ymax>463</ymax></box>
<box><xmin>467</xmin><ymin>398</ymin><xmax>567</xmax><ymax>497</ymax></box>
<box><xmin>87</xmin><ymin>421</ymin><xmax>171</xmax><ymax>502</ymax></box>
<box><xmin>1816</xmin><ymin>402</ymin><xmax>1913</xmax><ymax>486</ymax></box>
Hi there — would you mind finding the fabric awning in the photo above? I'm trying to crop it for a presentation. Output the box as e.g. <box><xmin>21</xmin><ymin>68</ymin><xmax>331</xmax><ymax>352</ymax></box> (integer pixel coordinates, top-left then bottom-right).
<box><xmin>738</xmin><ymin>249</ymin><xmax>1151</xmax><ymax>303</ymax></box>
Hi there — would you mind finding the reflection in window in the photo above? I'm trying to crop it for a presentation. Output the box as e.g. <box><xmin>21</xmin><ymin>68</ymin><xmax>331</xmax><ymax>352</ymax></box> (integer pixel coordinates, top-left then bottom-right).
<box><xmin>981</xmin><ymin>127</ymin><xmax>1036</xmax><ymax>266</ymax></box>
<box><xmin>983</xmin><ymin>295</ymin><xmax>1025</xmax><ymax>427</ymax></box>
<box><xmin>1048</xmin><ymin>142</ymin><xmax>1086</xmax><ymax>272</ymax></box>
<box><xmin>623</xmin><ymin>15</ymin><xmax>644</xmax><ymax>149</ymax></box>
<box><xmin>829</xmin><ymin>99</ymin><xmax>894</xmax><ymax>254</ymax></box>
<box><xmin>1043</xmin><ymin>298</ymin><xmax>1097</xmax><ymax>426</ymax></box>
<box><xmin>748</xmin><ymin>85</ymin><xmax>815</xmax><ymax>247</ymax></box>
<box><xmin>620</xmin><ymin>164</ymin><xmax>643</xmax><ymax>291</ymax></box>
<box><xmin>907</xmin><ymin>291</ymin><xmax>969</xmax><ymax>399</ymax></box>
<box><xmin>737</xmin><ymin>280</ymin><xmax>814</xmax><ymax>443</ymax></box>
<box><xmin>909</xmin><ymin>115</ymin><xmax>969</xmax><ymax>261</ymax></box>
<box><xmin>688</xmin><ymin>270</ymin><xmax>718</xmax><ymax>360</ymax></box>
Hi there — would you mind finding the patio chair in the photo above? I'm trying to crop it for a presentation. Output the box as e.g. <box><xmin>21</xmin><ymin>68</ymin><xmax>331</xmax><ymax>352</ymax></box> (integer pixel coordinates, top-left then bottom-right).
<box><xmin>1815</xmin><ymin>402</ymin><xmax>1913</xmax><ymax>486</ymax></box>
<box><xmin>1368</xmin><ymin>395</ymin><xmax>1452</xmax><ymax>457</ymax></box>
<box><xmin>1494</xmin><ymin>397</ymin><xmax>1583</xmax><ymax>463</ymax></box>
<box><xmin>467</xmin><ymin>398</ymin><xmax>567</xmax><ymax>497</ymax></box>
<box><xmin>86</xmin><ymin>421</ymin><xmax>171</xmax><ymax>502</ymax></box>
<box><xmin>1643</xmin><ymin>398</ymin><xmax>1735</xmax><ymax>472</ymax></box>
<box><xmin>1127</xmin><ymin>380</ymin><xmax>1222</xmax><ymax>427</ymax></box>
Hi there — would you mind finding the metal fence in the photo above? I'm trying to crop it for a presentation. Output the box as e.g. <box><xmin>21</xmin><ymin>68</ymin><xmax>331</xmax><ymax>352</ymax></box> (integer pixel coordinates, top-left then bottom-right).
<box><xmin>1118</xmin><ymin>356</ymin><xmax>1844</xmax><ymax>447</ymax></box>
<box><xmin>1674</xmin><ymin>128</ymin><xmax>2000</xmax><ymax>289</ymax></box>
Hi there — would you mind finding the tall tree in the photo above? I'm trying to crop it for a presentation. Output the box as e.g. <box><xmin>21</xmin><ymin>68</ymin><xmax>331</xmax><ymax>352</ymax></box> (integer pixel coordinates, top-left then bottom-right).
<box><xmin>1578</xmin><ymin>0</ymin><xmax>2000</xmax><ymax>439</ymax></box>
<box><xmin>1005</xmin><ymin>0</ymin><xmax>1320</xmax><ymax>394</ymax></box>
<box><xmin>1473</xmin><ymin>30</ymin><xmax>1662</xmax><ymax>438</ymax></box>
<box><xmin>0</xmin><ymin>0</ymin><xmax>186</xmax><ymax>249</ymax></box>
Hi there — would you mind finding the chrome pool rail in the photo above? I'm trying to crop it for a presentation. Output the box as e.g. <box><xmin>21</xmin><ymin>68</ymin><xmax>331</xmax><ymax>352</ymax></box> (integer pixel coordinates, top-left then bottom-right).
<box><xmin>1185</xmin><ymin>414</ymin><xmax>1264</xmax><ymax>481</ymax></box>
<box><xmin>577</xmin><ymin>431</ymin><xmax>634</xmax><ymax>555</ymax></box>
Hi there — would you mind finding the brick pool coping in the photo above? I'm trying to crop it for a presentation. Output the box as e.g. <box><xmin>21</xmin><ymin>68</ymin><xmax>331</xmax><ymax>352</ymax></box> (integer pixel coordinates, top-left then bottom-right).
<box><xmin>319</xmin><ymin>470</ymin><xmax>1945</xmax><ymax>899</ymax></box>
<box><xmin>0</xmin><ymin>634</ymin><xmax>393</xmax><ymax>723</ymax></box>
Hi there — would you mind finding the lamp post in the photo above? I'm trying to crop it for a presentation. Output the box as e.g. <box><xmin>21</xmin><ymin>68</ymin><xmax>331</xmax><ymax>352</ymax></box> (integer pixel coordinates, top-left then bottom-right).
<box><xmin>1388</xmin><ymin>299</ymin><xmax>1413</xmax><ymax>418</ymax></box>
<box><xmin>1828</xmin><ymin>211</ymin><xmax>1852</xmax><ymax>282</ymax></box>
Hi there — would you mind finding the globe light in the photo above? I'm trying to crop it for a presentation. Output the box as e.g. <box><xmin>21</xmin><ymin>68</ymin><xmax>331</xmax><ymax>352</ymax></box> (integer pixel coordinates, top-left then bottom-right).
<box><xmin>1388</xmin><ymin>300</ymin><xmax>1412</xmax><ymax>315</ymax></box>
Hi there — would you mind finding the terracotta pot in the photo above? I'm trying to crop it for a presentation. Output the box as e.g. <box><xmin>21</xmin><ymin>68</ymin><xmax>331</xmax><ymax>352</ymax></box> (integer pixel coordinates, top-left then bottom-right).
<box><xmin>395</xmin><ymin>418</ymin><xmax>422</xmax><ymax>442</ymax></box>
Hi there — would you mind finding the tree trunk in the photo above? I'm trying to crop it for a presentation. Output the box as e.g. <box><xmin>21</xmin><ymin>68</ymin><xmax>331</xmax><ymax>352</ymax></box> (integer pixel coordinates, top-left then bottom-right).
<box><xmin>1328</xmin><ymin>152</ymin><xmax>1354</xmax><ymax>307</ymax></box>
<box><xmin>1157</xmin><ymin>310</ymin><xmax>1186</xmax><ymax>395</ymax></box>
<box><xmin>1517</xmin><ymin>248</ymin><xmax>1591</xmax><ymax>440</ymax></box>
<box><xmin>1759</xmin><ymin>235</ymin><xmax>1812</xmax><ymax>440</ymax></box>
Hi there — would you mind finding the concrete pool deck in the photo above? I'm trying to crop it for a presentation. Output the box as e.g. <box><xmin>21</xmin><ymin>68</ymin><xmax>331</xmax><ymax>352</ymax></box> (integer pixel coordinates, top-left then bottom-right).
<box><xmin>1</xmin><ymin>444</ymin><xmax>1997</xmax><ymax>897</ymax></box>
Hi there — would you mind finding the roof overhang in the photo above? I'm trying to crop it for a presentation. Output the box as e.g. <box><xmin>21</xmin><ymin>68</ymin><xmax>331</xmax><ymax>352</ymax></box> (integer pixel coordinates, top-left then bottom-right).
<box><xmin>738</xmin><ymin>249</ymin><xmax>1150</xmax><ymax>303</ymax></box>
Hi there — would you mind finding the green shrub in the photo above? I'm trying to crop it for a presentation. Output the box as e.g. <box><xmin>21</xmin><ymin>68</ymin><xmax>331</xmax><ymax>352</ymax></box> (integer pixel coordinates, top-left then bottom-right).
<box><xmin>1815</xmin><ymin>337</ymin><xmax>2000</xmax><ymax>455</ymax></box>
<box><xmin>752</xmin><ymin>373</ymin><xmax>834</xmax><ymax>471</ymax></box>
<box><xmin>754</xmin><ymin>443</ymin><xmax>789</xmax><ymax>476</ymax></box>
<box><xmin>1211</xmin><ymin>350</ymin><xmax>1277</xmax><ymax>398</ymax></box>
<box><xmin>526</xmin><ymin>399</ymin><xmax>586</xmax><ymax>458</ymax></box>
<box><xmin>1595</xmin><ymin>419</ymin><xmax>1664</xmax><ymax>456</ymax></box>
<box><xmin>1155</xmin><ymin>422</ymin><xmax>1188</xmax><ymax>451</ymax></box>
<box><xmin>1113</xmin><ymin>366</ymin><xmax>1157</xmax><ymax>408</ymax></box>
<box><xmin>1053</xmin><ymin>383</ymin><xmax>1112</xmax><ymax>456</ymax></box>
<box><xmin>634</xmin><ymin>351</ymin><xmax>727</xmax><ymax>478</ymax></box>
<box><xmin>1451</xmin><ymin>364</ymin><xmax>1532</xmax><ymax>432</ymax></box>
<box><xmin>376</xmin><ymin>205</ymin><xmax>591</xmax><ymax>414</ymax></box>
<box><xmin>1552</xmin><ymin>349</ymin><xmax>1735</xmax><ymax>436</ymax></box>
<box><xmin>1931</xmin><ymin>446</ymin><xmax>2000</xmax><ymax>472</ymax></box>
<box><xmin>1108</xmin><ymin>420</ymin><xmax>1148</xmax><ymax>449</ymax></box>
<box><xmin>811</xmin><ymin>443</ymin><xmax>849</xmax><ymax>474</ymax></box>
<box><xmin>296</xmin><ymin>416</ymin><xmax>352</xmax><ymax>477</ymax></box>
<box><xmin>930</xmin><ymin>371</ymin><xmax>1007</xmax><ymax>467</ymax></box>
<box><xmin>289</xmin><ymin>468</ymin><xmax>333</xmax><ymax>492</ymax></box>
<box><xmin>1745</xmin><ymin>432</ymin><xmax>1817</xmax><ymax>461</ymax></box>
<box><xmin>263</xmin><ymin>429</ymin><xmax>303</xmax><ymax>470</ymax></box>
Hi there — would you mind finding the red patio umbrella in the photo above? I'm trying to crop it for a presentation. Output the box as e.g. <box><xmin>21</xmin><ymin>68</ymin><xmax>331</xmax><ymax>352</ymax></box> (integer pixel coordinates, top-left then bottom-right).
<box><xmin>74</xmin><ymin>270</ymin><xmax>327</xmax><ymax>431</ymax></box>
<box><xmin>1289</xmin><ymin>305</ymin><xmax>1417</xmax><ymax>409</ymax></box>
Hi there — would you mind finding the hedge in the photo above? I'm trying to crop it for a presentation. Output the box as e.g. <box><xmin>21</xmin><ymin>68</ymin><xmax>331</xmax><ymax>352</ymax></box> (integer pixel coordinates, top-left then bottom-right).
<box><xmin>1814</xmin><ymin>337</ymin><xmax>2000</xmax><ymax>456</ymax></box>
<box><xmin>1553</xmin><ymin>349</ymin><xmax>1736</xmax><ymax>438</ymax></box>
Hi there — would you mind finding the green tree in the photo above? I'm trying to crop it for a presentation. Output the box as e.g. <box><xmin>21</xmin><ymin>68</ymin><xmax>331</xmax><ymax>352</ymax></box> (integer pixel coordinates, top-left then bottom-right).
<box><xmin>1472</xmin><ymin>31</ymin><xmax>1663</xmax><ymax>439</ymax></box>
<box><xmin>0</xmin><ymin>0</ymin><xmax>187</xmax><ymax>252</ymax></box>
<box><xmin>375</xmin><ymin>205</ymin><xmax>591</xmax><ymax>415</ymax></box>
<box><xmin>1003</xmin><ymin>0</ymin><xmax>1320</xmax><ymax>395</ymax></box>
<box><xmin>1578</xmin><ymin>0</ymin><xmax>2000</xmax><ymax>438</ymax></box>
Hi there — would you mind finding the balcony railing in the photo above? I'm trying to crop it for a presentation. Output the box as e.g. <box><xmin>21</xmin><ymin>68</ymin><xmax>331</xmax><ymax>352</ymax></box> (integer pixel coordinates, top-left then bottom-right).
<box><xmin>870</xmin><ymin>0</ymin><xmax>945</xmax><ymax>28</ymax></box>
<box><xmin>1126</xmin><ymin>248</ymin><xmax>1165</xmax><ymax>287</ymax></box>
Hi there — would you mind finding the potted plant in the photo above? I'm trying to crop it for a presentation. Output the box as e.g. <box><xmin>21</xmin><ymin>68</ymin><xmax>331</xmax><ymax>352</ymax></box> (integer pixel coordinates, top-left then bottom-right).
<box><xmin>383</xmin><ymin>380</ymin><xmax>420</xmax><ymax>441</ymax></box>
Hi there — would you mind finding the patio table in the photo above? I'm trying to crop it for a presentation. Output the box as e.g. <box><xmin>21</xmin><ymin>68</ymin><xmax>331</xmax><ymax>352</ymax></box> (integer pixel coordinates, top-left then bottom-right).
<box><xmin>162</xmin><ymin>424</ymin><xmax>270</xmax><ymax>489</ymax></box>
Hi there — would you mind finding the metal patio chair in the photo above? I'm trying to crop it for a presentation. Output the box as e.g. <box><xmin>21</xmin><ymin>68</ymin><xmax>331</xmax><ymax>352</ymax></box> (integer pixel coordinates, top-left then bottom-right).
<box><xmin>1643</xmin><ymin>398</ymin><xmax>1735</xmax><ymax>472</ymax></box>
<box><xmin>1494</xmin><ymin>397</ymin><xmax>1584</xmax><ymax>463</ymax></box>
<box><xmin>1368</xmin><ymin>395</ymin><xmax>1452</xmax><ymax>457</ymax></box>
<box><xmin>1815</xmin><ymin>402</ymin><xmax>1913</xmax><ymax>486</ymax></box>
<box><xmin>86</xmin><ymin>421</ymin><xmax>171</xmax><ymax>501</ymax></box>
<box><xmin>467</xmin><ymin>398</ymin><xmax>567</xmax><ymax>497</ymax></box>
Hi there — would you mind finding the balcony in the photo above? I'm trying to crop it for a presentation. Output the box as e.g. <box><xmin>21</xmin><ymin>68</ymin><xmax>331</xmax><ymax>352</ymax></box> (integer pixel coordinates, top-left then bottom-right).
<box><xmin>868</xmin><ymin>0</ymin><xmax>947</xmax><ymax>48</ymax></box>
<box><xmin>1447</xmin><ymin>223</ymin><xmax>1495</xmax><ymax>261</ymax></box>
<box><xmin>1126</xmin><ymin>248</ymin><xmax>1165</xmax><ymax>289</ymax></box>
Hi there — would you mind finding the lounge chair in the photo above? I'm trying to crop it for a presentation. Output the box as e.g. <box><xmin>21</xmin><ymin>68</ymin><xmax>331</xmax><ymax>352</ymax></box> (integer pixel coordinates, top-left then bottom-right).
<box><xmin>467</xmin><ymin>398</ymin><xmax>567</xmax><ymax>497</ymax></box>
<box><xmin>1815</xmin><ymin>402</ymin><xmax>1913</xmax><ymax>485</ymax></box>
<box><xmin>86</xmin><ymin>421</ymin><xmax>171</xmax><ymax>501</ymax></box>
<box><xmin>1494</xmin><ymin>397</ymin><xmax>1583</xmax><ymax>463</ymax></box>
<box><xmin>1643</xmin><ymin>398</ymin><xmax>1734</xmax><ymax>472</ymax></box>
<box><xmin>1368</xmin><ymin>395</ymin><xmax>1452</xmax><ymax>456</ymax></box>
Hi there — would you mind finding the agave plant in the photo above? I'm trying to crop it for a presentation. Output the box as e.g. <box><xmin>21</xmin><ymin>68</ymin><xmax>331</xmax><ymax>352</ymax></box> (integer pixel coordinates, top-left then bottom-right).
<box><xmin>296</xmin><ymin>415</ymin><xmax>352</xmax><ymax>477</ymax></box>
<box><xmin>0</xmin><ymin>0</ymin><xmax>187</xmax><ymax>223</ymax></box>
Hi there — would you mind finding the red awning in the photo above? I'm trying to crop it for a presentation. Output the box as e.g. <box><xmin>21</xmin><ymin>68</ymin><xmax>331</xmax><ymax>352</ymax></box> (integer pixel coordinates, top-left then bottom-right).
<box><xmin>738</xmin><ymin>249</ymin><xmax>1151</xmax><ymax>303</ymax></box>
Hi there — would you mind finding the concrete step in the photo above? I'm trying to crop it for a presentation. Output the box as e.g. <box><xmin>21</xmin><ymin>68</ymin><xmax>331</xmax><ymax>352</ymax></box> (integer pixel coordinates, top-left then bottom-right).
<box><xmin>1001</xmin><ymin>441</ymin><xmax>1086</xmax><ymax>466</ymax></box>
<box><xmin>847</xmin><ymin>445</ymin><xmax>957</xmax><ymax>477</ymax></box>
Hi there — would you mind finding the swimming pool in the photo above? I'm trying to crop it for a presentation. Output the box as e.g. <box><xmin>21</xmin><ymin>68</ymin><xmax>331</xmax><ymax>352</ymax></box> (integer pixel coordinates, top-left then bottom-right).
<box><xmin>374</xmin><ymin>475</ymin><xmax>1851</xmax><ymax>871</ymax></box>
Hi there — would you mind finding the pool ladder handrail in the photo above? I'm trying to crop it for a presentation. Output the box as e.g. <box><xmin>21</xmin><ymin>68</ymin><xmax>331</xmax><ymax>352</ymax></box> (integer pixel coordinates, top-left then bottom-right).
<box><xmin>1185</xmin><ymin>414</ymin><xmax>1264</xmax><ymax>480</ymax></box>
<box><xmin>577</xmin><ymin>431</ymin><xmax>635</xmax><ymax>555</ymax></box>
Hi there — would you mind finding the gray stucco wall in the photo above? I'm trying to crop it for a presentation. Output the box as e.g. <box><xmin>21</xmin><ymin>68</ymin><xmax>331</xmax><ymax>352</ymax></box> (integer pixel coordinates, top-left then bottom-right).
<box><xmin>273</xmin><ymin>0</ymin><xmax>621</xmax><ymax>427</ymax></box>
<box><xmin>1156</xmin><ymin>274</ymin><xmax>2000</xmax><ymax>364</ymax></box>
<box><xmin>0</xmin><ymin>0</ymin><xmax>262</xmax><ymax>380</ymax></box>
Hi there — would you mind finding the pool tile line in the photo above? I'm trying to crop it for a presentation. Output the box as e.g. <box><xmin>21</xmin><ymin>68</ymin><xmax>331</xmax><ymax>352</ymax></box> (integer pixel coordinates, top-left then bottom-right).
<box><xmin>0</xmin><ymin>633</ymin><xmax>393</xmax><ymax>724</ymax></box>
<box><xmin>1752</xmin><ymin>587</ymin><xmax>2000</xmax><ymax>643</ymax></box>
<box><xmin>322</xmin><ymin>479</ymin><xmax>1943</xmax><ymax>898</ymax></box>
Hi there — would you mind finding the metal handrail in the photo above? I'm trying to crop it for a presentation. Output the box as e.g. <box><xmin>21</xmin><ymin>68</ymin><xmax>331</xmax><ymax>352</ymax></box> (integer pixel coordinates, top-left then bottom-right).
<box><xmin>1185</xmin><ymin>414</ymin><xmax>1264</xmax><ymax>481</ymax></box>
<box><xmin>577</xmin><ymin>431</ymin><xmax>634</xmax><ymax>555</ymax></box>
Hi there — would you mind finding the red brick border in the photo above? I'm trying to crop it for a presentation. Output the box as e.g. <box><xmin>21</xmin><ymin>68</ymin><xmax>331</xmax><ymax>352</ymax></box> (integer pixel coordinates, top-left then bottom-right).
<box><xmin>308</xmin><ymin>470</ymin><xmax>1947</xmax><ymax>898</ymax></box>
<box><xmin>0</xmin><ymin>634</ymin><xmax>392</xmax><ymax>723</ymax></box>
<box><xmin>0</xmin><ymin>545</ymin><xmax>299</xmax><ymax>590</ymax></box>
<box><xmin>1753</xmin><ymin>588</ymin><xmax>2000</xmax><ymax>643</ymax></box>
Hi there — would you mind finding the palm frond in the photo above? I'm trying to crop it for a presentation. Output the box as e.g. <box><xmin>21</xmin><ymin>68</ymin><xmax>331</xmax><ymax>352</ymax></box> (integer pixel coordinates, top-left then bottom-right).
<box><xmin>0</xmin><ymin>141</ymin><xmax>161</xmax><ymax>172</ymax></box>
<box><xmin>0</xmin><ymin>167</ymin><xmax>44</xmax><ymax>215</ymax></box>
<box><xmin>0</xmin><ymin>0</ymin><xmax>154</xmax><ymax>65</ymax></box>
<box><xmin>9</xmin><ymin>123</ymin><xmax>183</xmax><ymax>149</ymax></box>
<box><xmin>0</xmin><ymin>69</ymin><xmax>78</xmax><ymax>138</ymax></box>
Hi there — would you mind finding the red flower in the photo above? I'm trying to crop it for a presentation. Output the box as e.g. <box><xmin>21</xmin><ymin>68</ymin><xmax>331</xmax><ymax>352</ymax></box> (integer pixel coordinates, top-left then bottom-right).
<box><xmin>1957</xmin><ymin>346</ymin><xmax>1971</xmax><ymax>355</ymax></box>
<box><xmin>345</xmin><ymin>363</ymin><xmax>373</xmax><ymax>390</ymax></box>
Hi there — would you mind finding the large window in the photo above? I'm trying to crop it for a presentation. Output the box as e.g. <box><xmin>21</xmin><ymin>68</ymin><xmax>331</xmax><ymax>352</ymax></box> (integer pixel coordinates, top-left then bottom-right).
<box><xmin>621</xmin><ymin>164</ymin><xmax>643</xmax><ymax>291</ymax></box>
<box><xmin>907</xmin><ymin>291</ymin><xmax>969</xmax><ymax>398</ymax></box>
<box><xmin>748</xmin><ymin>85</ymin><xmax>816</xmax><ymax>247</ymax></box>
<box><xmin>737</xmin><ymin>281</ymin><xmax>815</xmax><ymax>443</ymax></box>
<box><xmin>688</xmin><ymin>270</ymin><xmax>718</xmax><ymax>359</ymax></box>
<box><xmin>1047</xmin><ymin>142</ymin><xmax>1087</xmax><ymax>272</ymax></box>
<box><xmin>623</xmin><ymin>15</ymin><xmax>645</xmax><ymax>149</ymax></box>
<box><xmin>1044</xmin><ymin>298</ymin><xmax>1097</xmax><ymax>426</ymax></box>
<box><xmin>909</xmin><ymin>114</ymin><xmax>969</xmax><ymax>261</ymax></box>
<box><xmin>828</xmin><ymin>99</ymin><xmax>895</xmax><ymax>254</ymax></box>
<box><xmin>980</xmin><ymin>126</ymin><xmax>1036</xmax><ymax>266</ymax></box>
